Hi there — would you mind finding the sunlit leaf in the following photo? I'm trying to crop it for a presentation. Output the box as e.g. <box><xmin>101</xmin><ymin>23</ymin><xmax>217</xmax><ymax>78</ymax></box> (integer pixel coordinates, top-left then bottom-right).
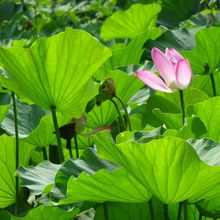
<box><xmin>101</xmin><ymin>4</ymin><xmax>161</xmax><ymax>40</ymax></box>
<box><xmin>191</xmin><ymin>97</ymin><xmax>220</xmax><ymax>142</ymax></box>
<box><xmin>62</xmin><ymin>167</ymin><xmax>151</xmax><ymax>204</ymax></box>
<box><xmin>0</xmin><ymin>135</ymin><xmax>35</xmax><ymax>208</ymax></box>
<box><xmin>94</xmin><ymin>131</ymin><xmax>220</xmax><ymax>204</ymax></box>
<box><xmin>0</xmin><ymin>28</ymin><xmax>111</xmax><ymax>117</ymax></box>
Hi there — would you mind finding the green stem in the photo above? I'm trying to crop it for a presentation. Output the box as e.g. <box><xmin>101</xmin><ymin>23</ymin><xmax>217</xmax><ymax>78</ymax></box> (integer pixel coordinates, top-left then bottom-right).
<box><xmin>73</xmin><ymin>133</ymin><xmax>79</xmax><ymax>159</ymax></box>
<box><xmin>51</xmin><ymin>106</ymin><xmax>64</xmax><ymax>163</ymax></box>
<box><xmin>148</xmin><ymin>200</ymin><xmax>154</xmax><ymax>220</ymax></box>
<box><xmin>110</xmin><ymin>99</ymin><xmax>126</xmax><ymax>132</ymax></box>
<box><xmin>179</xmin><ymin>90</ymin><xmax>185</xmax><ymax>126</ymax></box>
<box><xmin>115</xmin><ymin>95</ymin><xmax>132</xmax><ymax>131</ymax></box>
<box><xmin>177</xmin><ymin>202</ymin><xmax>183</xmax><ymax>220</ymax></box>
<box><xmin>103</xmin><ymin>203</ymin><xmax>109</xmax><ymax>220</ymax></box>
<box><xmin>66</xmin><ymin>139</ymin><xmax>73</xmax><ymax>158</ymax></box>
<box><xmin>210</xmin><ymin>73</ymin><xmax>217</xmax><ymax>96</ymax></box>
<box><xmin>184</xmin><ymin>201</ymin><xmax>188</xmax><ymax>220</ymax></box>
<box><xmin>198</xmin><ymin>213</ymin><xmax>202</xmax><ymax>220</ymax></box>
<box><xmin>12</xmin><ymin>92</ymin><xmax>19</xmax><ymax>215</ymax></box>
<box><xmin>34</xmin><ymin>1</ymin><xmax>38</xmax><ymax>39</ymax></box>
<box><xmin>163</xmin><ymin>204</ymin><xmax>169</xmax><ymax>220</ymax></box>
<box><xmin>42</xmin><ymin>147</ymin><xmax>48</xmax><ymax>160</ymax></box>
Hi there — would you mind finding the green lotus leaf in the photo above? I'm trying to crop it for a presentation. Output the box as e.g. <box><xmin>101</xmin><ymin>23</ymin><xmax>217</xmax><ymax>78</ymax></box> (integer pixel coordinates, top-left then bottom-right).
<box><xmin>0</xmin><ymin>206</ymin><xmax>79</xmax><ymax>220</ymax></box>
<box><xmin>197</xmin><ymin>197</ymin><xmax>220</xmax><ymax>218</ymax></box>
<box><xmin>101</xmin><ymin>4</ymin><xmax>161</xmax><ymax>40</ymax></box>
<box><xmin>55</xmin><ymin>148</ymin><xmax>117</xmax><ymax>195</ymax></box>
<box><xmin>146</xmin><ymin>28</ymin><xmax>197</xmax><ymax>51</ymax></box>
<box><xmin>94</xmin><ymin>131</ymin><xmax>220</xmax><ymax>204</ymax></box>
<box><xmin>192</xmin><ymin>72</ymin><xmax>220</xmax><ymax>97</ymax></box>
<box><xmin>152</xmin><ymin>109</ymin><xmax>182</xmax><ymax>130</ymax></box>
<box><xmin>0</xmin><ymin>93</ymin><xmax>10</xmax><ymax>123</ymax></box>
<box><xmin>1</xmin><ymin>100</ymin><xmax>48</xmax><ymax>138</ymax></box>
<box><xmin>191</xmin><ymin>97</ymin><xmax>220</xmax><ymax>142</ymax></box>
<box><xmin>22</xmin><ymin>113</ymin><xmax>71</xmax><ymax>147</ymax></box>
<box><xmin>99</xmin><ymin>28</ymin><xmax>162</xmax><ymax>73</ymax></box>
<box><xmin>0</xmin><ymin>28</ymin><xmax>111</xmax><ymax>117</ymax></box>
<box><xmin>142</xmin><ymin>88</ymin><xmax>208</xmax><ymax>128</ymax></box>
<box><xmin>18</xmin><ymin>148</ymin><xmax>117</xmax><ymax>199</ymax></box>
<box><xmin>158</xmin><ymin>0</ymin><xmax>201</xmax><ymax>28</ymax></box>
<box><xmin>17</xmin><ymin>161</ymin><xmax>61</xmax><ymax>195</ymax></box>
<box><xmin>188</xmin><ymin>138</ymin><xmax>220</xmax><ymax>166</ymax></box>
<box><xmin>177</xmin><ymin>116</ymin><xmax>206</xmax><ymax>139</ymax></box>
<box><xmin>116</xmin><ymin>127</ymin><xmax>164</xmax><ymax>144</ymax></box>
<box><xmin>183</xmin><ymin>27</ymin><xmax>220</xmax><ymax>74</ymax></box>
<box><xmin>0</xmin><ymin>135</ymin><xmax>35</xmax><ymax>208</ymax></box>
<box><xmin>61</xmin><ymin>167</ymin><xmax>151</xmax><ymax>204</ymax></box>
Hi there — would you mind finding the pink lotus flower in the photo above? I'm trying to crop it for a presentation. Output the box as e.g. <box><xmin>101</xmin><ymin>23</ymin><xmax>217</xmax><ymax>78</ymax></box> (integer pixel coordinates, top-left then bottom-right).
<box><xmin>136</xmin><ymin>48</ymin><xmax>192</xmax><ymax>92</ymax></box>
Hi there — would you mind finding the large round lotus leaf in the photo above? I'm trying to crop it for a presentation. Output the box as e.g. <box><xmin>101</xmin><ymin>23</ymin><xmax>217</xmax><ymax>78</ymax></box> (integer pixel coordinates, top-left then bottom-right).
<box><xmin>94</xmin><ymin>131</ymin><xmax>220</xmax><ymax>204</ymax></box>
<box><xmin>101</xmin><ymin>4</ymin><xmax>161</xmax><ymax>40</ymax></box>
<box><xmin>62</xmin><ymin>167</ymin><xmax>151</xmax><ymax>204</ymax></box>
<box><xmin>0</xmin><ymin>28</ymin><xmax>111</xmax><ymax>117</ymax></box>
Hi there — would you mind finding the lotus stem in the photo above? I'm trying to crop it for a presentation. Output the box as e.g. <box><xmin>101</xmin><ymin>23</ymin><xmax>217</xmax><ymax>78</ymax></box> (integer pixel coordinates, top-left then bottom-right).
<box><xmin>163</xmin><ymin>204</ymin><xmax>169</xmax><ymax>220</ymax></box>
<box><xmin>34</xmin><ymin>4</ymin><xmax>38</xmax><ymax>39</ymax></box>
<box><xmin>177</xmin><ymin>201</ymin><xmax>184</xmax><ymax>220</ymax></box>
<box><xmin>103</xmin><ymin>203</ymin><xmax>109</xmax><ymax>220</ymax></box>
<box><xmin>210</xmin><ymin>73</ymin><xmax>217</xmax><ymax>96</ymax></box>
<box><xmin>110</xmin><ymin>99</ymin><xmax>126</xmax><ymax>132</ymax></box>
<box><xmin>179</xmin><ymin>90</ymin><xmax>185</xmax><ymax>126</ymax></box>
<box><xmin>73</xmin><ymin>133</ymin><xmax>79</xmax><ymax>159</ymax></box>
<box><xmin>66</xmin><ymin>139</ymin><xmax>73</xmax><ymax>158</ymax></box>
<box><xmin>42</xmin><ymin>147</ymin><xmax>48</xmax><ymax>160</ymax></box>
<box><xmin>51</xmin><ymin>106</ymin><xmax>64</xmax><ymax>163</ymax></box>
<box><xmin>148</xmin><ymin>200</ymin><xmax>154</xmax><ymax>220</ymax></box>
<box><xmin>184</xmin><ymin>201</ymin><xmax>188</xmax><ymax>220</ymax></box>
<box><xmin>49</xmin><ymin>145</ymin><xmax>60</xmax><ymax>164</ymax></box>
<box><xmin>115</xmin><ymin>95</ymin><xmax>132</xmax><ymax>131</ymax></box>
<box><xmin>12</xmin><ymin>92</ymin><xmax>19</xmax><ymax>215</ymax></box>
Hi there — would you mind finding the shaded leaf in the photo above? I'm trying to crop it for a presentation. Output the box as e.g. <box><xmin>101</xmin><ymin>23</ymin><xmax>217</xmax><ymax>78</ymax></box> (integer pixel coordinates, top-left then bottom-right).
<box><xmin>183</xmin><ymin>27</ymin><xmax>220</xmax><ymax>74</ymax></box>
<box><xmin>158</xmin><ymin>0</ymin><xmax>201</xmax><ymax>28</ymax></box>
